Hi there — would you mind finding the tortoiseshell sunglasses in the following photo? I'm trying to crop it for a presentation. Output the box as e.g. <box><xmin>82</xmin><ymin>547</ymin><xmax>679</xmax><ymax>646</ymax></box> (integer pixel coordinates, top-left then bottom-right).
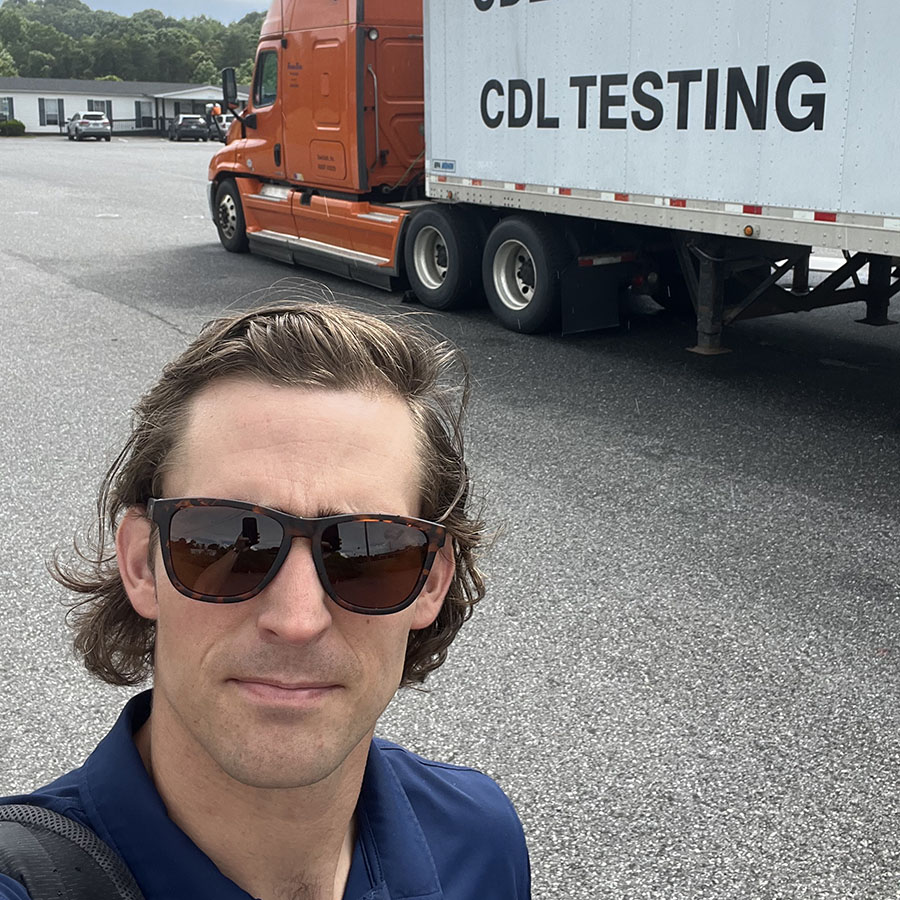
<box><xmin>146</xmin><ymin>498</ymin><xmax>447</xmax><ymax>615</ymax></box>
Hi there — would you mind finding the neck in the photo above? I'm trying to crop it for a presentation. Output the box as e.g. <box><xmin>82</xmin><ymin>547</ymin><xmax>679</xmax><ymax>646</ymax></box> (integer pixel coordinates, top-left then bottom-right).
<box><xmin>134</xmin><ymin>700</ymin><xmax>368</xmax><ymax>900</ymax></box>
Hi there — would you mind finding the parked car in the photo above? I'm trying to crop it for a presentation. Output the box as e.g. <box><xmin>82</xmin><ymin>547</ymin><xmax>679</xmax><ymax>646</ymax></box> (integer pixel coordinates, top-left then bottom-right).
<box><xmin>67</xmin><ymin>112</ymin><xmax>111</xmax><ymax>142</ymax></box>
<box><xmin>168</xmin><ymin>115</ymin><xmax>209</xmax><ymax>142</ymax></box>
<box><xmin>211</xmin><ymin>113</ymin><xmax>235</xmax><ymax>143</ymax></box>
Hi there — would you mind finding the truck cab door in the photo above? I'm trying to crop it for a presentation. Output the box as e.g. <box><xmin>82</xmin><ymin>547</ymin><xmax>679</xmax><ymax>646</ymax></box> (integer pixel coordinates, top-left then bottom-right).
<box><xmin>240</xmin><ymin>40</ymin><xmax>286</xmax><ymax>182</ymax></box>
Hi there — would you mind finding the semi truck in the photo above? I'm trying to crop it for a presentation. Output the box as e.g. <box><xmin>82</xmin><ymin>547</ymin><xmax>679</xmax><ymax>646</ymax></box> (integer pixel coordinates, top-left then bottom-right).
<box><xmin>208</xmin><ymin>0</ymin><xmax>900</xmax><ymax>352</ymax></box>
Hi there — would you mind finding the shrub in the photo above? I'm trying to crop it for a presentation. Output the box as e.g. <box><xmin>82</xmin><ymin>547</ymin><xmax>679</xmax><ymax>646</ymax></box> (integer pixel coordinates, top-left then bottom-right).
<box><xmin>0</xmin><ymin>119</ymin><xmax>25</xmax><ymax>136</ymax></box>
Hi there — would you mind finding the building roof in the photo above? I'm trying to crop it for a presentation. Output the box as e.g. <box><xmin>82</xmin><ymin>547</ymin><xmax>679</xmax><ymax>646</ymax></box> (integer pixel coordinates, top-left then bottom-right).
<box><xmin>0</xmin><ymin>77</ymin><xmax>224</xmax><ymax>98</ymax></box>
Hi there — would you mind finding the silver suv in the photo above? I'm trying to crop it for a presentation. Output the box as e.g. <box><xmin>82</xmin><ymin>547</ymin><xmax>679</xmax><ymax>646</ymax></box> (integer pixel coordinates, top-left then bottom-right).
<box><xmin>67</xmin><ymin>111</ymin><xmax>112</xmax><ymax>142</ymax></box>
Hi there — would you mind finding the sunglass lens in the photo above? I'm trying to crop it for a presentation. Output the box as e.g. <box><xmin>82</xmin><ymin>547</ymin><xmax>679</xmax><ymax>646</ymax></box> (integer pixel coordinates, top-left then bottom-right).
<box><xmin>321</xmin><ymin>521</ymin><xmax>428</xmax><ymax>610</ymax></box>
<box><xmin>168</xmin><ymin>506</ymin><xmax>283</xmax><ymax>597</ymax></box>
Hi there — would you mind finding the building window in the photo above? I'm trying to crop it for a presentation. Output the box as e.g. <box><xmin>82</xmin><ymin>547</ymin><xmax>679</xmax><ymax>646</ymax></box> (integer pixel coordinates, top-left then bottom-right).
<box><xmin>253</xmin><ymin>50</ymin><xmax>278</xmax><ymax>107</ymax></box>
<box><xmin>134</xmin><ymin>100</ymin><xmax>153</xmax><ymax>128</ymax></box>
<box><xmin>38</xmin><ymin>98</ymin><xmax>65</xmax><ymax>126</ymax></box>
<box><xmin>0</xmin><ymin>97</ymin><xmax>13</xmax><ymax>122</ymax></box>
<box><xmin>88</xmin><ymin>99</ymin><xmax>113</xmax><ymax>117</ymax></box>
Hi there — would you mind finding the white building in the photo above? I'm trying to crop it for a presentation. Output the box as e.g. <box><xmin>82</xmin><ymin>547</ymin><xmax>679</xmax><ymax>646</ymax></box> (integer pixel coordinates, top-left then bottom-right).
<box><xmin>0</xmin><ymin>77</ymin><xmax>248</xmax><ymax>134</ymax></box>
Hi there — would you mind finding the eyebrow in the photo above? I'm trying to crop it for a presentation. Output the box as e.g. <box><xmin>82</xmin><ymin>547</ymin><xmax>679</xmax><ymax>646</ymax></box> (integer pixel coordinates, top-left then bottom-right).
<box><xmin>312</xmin><ymin>506</ymin><xmax>344</xmax><ymax>519</ymax></box>
<box><xmin>224</xmin><ymin>496</ymin><xmax>390</xmax><ymax>520</ymax></box>
<box><xmin>250</xmin><ymin>500</ymin><xmax>355</xmax><ymax>519</ymax></box>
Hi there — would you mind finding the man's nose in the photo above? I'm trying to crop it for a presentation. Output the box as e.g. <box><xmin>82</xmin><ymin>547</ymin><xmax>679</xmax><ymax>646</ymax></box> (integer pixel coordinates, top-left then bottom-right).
<box><xmin>254</xmin><ymin>539</ymin><xmax>333</xmax><ymax>644</ymax></box>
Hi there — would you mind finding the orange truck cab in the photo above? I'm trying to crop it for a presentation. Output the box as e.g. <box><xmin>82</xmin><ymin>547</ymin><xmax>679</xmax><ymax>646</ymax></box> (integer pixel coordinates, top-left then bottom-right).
<box><xmin>208</xmin><ymin>0</ymin><xmax>429</xmax><ymax>289</ymax></box>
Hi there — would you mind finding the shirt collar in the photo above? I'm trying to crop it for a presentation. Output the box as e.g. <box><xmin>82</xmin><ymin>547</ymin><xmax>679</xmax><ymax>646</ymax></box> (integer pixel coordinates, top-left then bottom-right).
<box><xmin>356</xmin><ymin>738</ymin><xmax>442</xmax><ymax>899</ymax></box>
<box><xmin>77</xmin><ymin>691</ymin><xmax>442</xmax><ymax>900</ymax></box>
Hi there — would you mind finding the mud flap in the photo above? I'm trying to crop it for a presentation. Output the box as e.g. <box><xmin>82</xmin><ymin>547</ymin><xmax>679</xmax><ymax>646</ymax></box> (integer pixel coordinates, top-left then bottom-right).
<box><xmin>560</xmin><ymin>257</ymin><xmax>630</xmax><ymax>335</ymax></box>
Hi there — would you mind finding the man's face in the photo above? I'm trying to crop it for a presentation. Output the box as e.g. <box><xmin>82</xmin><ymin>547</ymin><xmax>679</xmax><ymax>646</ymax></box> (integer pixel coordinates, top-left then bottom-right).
<box><xmin>117</xmin><ymin>380</ymin><xmax>451</xmax><ymax>789</ymax></box>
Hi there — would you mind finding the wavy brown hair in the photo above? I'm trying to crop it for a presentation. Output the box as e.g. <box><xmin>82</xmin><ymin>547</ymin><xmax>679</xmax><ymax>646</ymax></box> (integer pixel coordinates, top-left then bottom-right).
<box><xmin>56</xmin><ymin>301</ymin><xmax>485</xmax><ymax>688</ymax></box>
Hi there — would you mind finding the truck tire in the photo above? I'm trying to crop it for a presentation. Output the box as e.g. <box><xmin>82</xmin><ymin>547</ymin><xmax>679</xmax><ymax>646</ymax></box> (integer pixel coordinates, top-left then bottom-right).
<box><xmin>482</xmin><ymin>215</ymin><xmax>571</xmax><ymax>333</ymax></box>
<box><xmin>404</xmin><ymin>205</ymin><xmax>484</xmax><ymax>310</ymax></box>
<box><xmin>214</xmin><ymin>179</ymin><xmax>249</xmax><ymax>253</ymax></box>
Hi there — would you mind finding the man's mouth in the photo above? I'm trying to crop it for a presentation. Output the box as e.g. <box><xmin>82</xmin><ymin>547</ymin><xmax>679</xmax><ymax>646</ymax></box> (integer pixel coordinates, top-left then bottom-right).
<box><xmin>229</xmin><ymin>678</ymin><xmax>341</xmax><ymax>707</ymax></box>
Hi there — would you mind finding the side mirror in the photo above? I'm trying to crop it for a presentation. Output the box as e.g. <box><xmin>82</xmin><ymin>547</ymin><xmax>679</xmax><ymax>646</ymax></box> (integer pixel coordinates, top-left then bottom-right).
<box><xmin>222</xmin><ymin>68</ymin><xmax>238</xmax><ymax>111</ymax></box>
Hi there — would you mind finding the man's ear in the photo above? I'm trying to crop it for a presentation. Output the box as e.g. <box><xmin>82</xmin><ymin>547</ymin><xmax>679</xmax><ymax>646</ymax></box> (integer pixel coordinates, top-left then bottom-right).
<box><xmin>410</xmin><ymin>544</ymin><xmax>455</xmax><ymax>630</ymax></box>
<box><xmin>115</xmin><ymin>508</ymin><xmax>160</xmax><ymax>621</ymax></box>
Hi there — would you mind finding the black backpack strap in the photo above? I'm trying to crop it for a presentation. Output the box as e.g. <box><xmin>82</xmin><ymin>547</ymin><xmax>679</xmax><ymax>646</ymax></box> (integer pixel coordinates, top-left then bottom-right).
<box><xmin>0</xmin><ymin>804</ymin><xmax>145</xmax><ymax>900</ymax></box>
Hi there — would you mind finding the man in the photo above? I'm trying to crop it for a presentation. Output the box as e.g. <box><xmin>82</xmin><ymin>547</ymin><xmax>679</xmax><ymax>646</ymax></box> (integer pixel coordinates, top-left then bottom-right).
<box><xmin>0</xmin><ymin>302</ymin><xmax>530</xmax><ymax>899</ymax></box>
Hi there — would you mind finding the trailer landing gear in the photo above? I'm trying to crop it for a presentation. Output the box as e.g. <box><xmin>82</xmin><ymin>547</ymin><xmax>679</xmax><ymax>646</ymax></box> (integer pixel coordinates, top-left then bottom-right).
<box><xmin>672</xmin><ymin>234</ymin><xmax>899</xmax><ymax>353</ymax></box>
<box><xmin>855</xmin><ymin>255</ymin><xmax>898</xmax><ymax>326</ymax></box>
<box><xmin>690</xmin><ymin>251</ymin><xmax>730</xmax><ymax>356</ymax></box>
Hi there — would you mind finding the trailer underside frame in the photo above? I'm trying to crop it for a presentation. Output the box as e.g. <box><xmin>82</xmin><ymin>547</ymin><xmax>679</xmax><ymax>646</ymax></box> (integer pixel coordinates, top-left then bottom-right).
<box><xmin>674</xmin><ymin>233</ymin><xmax>900</xmax><ymax>353</ymax></box>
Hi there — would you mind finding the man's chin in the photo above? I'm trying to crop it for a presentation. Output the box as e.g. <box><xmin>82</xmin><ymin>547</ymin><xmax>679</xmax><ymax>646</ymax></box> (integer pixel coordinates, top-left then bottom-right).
<box><xmin>211</xmin><ymin>741</ymin><xmax>359</xmax><ymax>790</ymax></box>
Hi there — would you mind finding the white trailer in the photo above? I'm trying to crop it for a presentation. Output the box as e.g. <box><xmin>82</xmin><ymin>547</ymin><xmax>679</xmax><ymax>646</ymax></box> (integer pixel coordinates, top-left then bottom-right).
<box><xmin>415</xmin><ymin>0</ymin><xmax>900</xmax><ymax>350</ymax></box>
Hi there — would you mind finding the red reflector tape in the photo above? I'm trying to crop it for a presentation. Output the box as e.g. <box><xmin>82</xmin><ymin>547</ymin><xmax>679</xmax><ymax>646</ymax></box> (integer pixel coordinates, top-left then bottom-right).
<box><xmin>472</xmin><ymin>178</ymin><xmax>482</xmax><ymax>186</ymax></box>
<box><xmin>670</xmin><ymin>198</ymin><xmax>686</xmax><ymax>208</ymax></box>
<box><xmin>814</xmin><ymin>211</ymin><xmax>837</xmax><ymax>222</ymax></box>
<box><xmin>515</xmin><ymin>183</ymin><xmax>526</xmax><ymax>191</ymax></box>
<box><xmin>743</xmin><ymin>204</ymin><xmax>762</xmax><ymax>215</ymax></box>
<box><xmin>577</xmin><ymin>251</ymin><xmax>637</xmax><ymax>267</ymax></box>
<box><xmin>615</xmin><ymin>193</ymin><xmax>629</xmax><ymax>202</ymax></box>
<box><xmin>437</xmin><ymin>176</ymin><xmax>447</xmax><ymax>183</ymax></box>
<box><xmin>560</xmin><ymin>188</ymin><xmax>572</xmax><ymax>196</ymax></box>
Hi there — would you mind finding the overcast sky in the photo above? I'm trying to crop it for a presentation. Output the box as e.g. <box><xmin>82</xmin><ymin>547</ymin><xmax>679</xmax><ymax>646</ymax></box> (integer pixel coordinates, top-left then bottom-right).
<box><xmin>84</xmin><ymin>0</ymin><xmax>267</xmax><ymax>24</ymax></box>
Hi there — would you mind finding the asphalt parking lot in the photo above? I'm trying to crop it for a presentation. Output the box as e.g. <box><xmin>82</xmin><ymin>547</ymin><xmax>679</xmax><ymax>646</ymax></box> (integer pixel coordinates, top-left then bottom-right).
<box><xmin>1</xmin><ymin>135</ymin><xmax>900</xmax><ymax>899</ymax></box>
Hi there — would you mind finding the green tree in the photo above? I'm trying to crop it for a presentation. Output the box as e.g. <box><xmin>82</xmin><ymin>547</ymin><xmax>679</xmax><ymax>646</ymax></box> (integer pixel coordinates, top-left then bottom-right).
<box><xmin>120</xmin><ymin>29</ymin><xmax>158</xmax><ymax>81</ymax></box>
<box><xmin>189</xmin><ymin>49</ymin><xmax>217</xmax><ymax>85</ymax></box>
<box><xmin>0</xmin><ymin>1</ymin><xmax>264</xmax><ymax>82</ymax></box>
<box><xmin>0</xmin><ymin>6</ymin><xmax>29</xmax><ymax>70</ymax></box>
<box><xmin>0</xmin><ymin>40</ymin><xmax>17</xmax><ymax>75</ymax></box>
<box><xmin>155</xmin><ymin>26</ymin><xmax>201</xmax><ymax>81</ymax></box>
<box><xmin>234</xmin><ymin>58</ymin><xmax>254</xmax><ymax>86</ymax></box>
<box><xmin>24</xmin><ymin>47</ymin><xmax>53</xmax><ymax>76</ymax></box>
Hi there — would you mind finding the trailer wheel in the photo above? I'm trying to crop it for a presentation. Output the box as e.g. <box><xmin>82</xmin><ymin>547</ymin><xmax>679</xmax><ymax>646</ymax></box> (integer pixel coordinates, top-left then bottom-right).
<box><xmin>483</xmin><ymin>216</ymin><xmax>570</xmax><ymax>333</ymax></box>
<box><xmin>404</xmin><ymin>206</ymin><xmax>484</xmax><ymax>310</ymax></box>
<box><xmin>214</xmin><ymin>179</ymin><xmax>249</xmax><ymax>253</ymax></box>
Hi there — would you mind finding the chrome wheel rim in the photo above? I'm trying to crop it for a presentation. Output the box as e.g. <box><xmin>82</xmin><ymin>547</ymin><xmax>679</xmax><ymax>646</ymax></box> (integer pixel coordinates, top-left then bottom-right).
<box><xmin>218</xmin><ymin>194</ymin><xmax>237</xmax><ymax>240</ymax></box>
<box><xmin>413</xmin><ymin>226</ymin><xmax>449</xmax><ymax>290</ymax></box>
<box><xmin>493</xmin><ymin>239</ymin><xmax>536</xmax><ymax>311</ymax></box>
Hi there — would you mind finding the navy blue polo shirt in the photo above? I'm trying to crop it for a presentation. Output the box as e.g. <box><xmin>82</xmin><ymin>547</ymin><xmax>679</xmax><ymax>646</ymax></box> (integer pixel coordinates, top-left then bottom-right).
<box><xmin>0</xmin><ymin>691</ymin><xmax>529</xmax><ymax>899</ymax></box>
